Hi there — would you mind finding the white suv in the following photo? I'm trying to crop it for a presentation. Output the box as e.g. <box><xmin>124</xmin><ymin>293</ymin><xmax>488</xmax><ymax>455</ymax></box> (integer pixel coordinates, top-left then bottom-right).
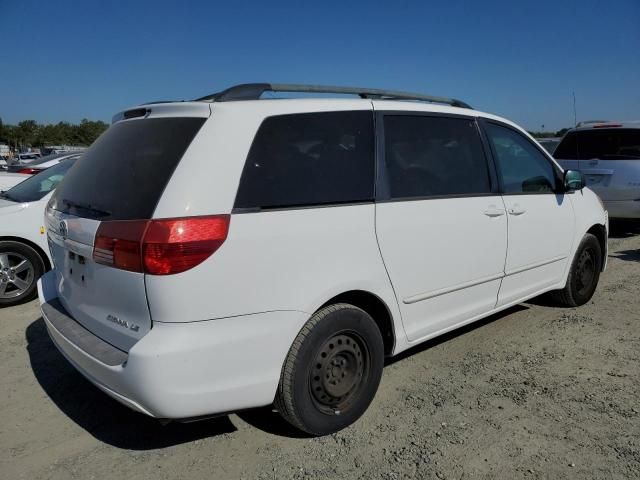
<box><xmin>38</xmin><ymin>83</ymin><xmax>608</xmax><ymax>436</ymax></box>
<box><xmin>554</xmin><ymin>121</ymin><xmax>640</xmax><ymax>218</ymax></box>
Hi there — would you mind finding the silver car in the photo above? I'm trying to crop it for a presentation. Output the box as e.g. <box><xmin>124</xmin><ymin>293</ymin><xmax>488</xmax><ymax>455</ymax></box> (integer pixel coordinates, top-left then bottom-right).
<box><xmin>554</xmin><ymin>121</ymin><xmax>640</xmax><ymax>219</ymax></box>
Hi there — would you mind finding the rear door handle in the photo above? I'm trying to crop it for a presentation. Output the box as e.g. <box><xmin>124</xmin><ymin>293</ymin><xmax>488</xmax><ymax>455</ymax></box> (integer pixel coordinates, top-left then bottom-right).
<box><xmin>483</xmin><ymin>207</ymin><xmax>506</xmax><ymax>217</ymax></box>
<box><xmin>508</xmin><ymin>205</ymin><xmax>527</xmax><ymax>216</ymax></box>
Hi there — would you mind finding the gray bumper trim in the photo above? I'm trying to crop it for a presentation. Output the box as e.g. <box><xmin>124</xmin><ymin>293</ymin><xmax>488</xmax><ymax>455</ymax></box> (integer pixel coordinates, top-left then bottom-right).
<box><xmin>42</xmin><ymin>299</ymin><xmax>128</xmax><ymax>366</ymax></box>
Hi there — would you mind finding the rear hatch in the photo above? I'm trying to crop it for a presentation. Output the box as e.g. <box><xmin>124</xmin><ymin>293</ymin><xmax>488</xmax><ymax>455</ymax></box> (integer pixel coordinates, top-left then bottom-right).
<box><xmin>554</xmin><ymin>127</ymin><xmax>640</xmax><ymax>201</ymax></box>
<box><xmin>46</xmin><ymin>110</ymin><xmax>208</xmax><ymax>351</ymax></box>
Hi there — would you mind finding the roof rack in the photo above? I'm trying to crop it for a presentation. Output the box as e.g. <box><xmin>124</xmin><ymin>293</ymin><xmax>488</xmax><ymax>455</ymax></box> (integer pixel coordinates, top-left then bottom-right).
<box><xmin>195</xmin><ymin>83</ymin><xmax>472</xmax><ymax>109</ymax></box>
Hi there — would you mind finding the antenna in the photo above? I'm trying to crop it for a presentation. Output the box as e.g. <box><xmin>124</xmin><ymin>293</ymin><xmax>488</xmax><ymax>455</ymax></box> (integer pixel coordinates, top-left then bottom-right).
<box><xmin>573</xmin><ymin>90</ymin><xmax>580</xmax><ymax>160</ymax></box>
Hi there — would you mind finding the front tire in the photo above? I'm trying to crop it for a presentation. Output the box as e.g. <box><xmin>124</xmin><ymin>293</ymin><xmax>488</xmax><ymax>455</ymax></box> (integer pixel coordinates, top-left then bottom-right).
<box><xmin>551</xmin><ymin>233</ymin><xmax>602</xmax><ymax>307</ymax></box>
<box><xmin>0</xmin><ymin>241</ymin><xmax>45</xmax><ymax>307</ymax></box>
<box><xmin>275</xmin><ymin>303</ymin><xmax>384</xmax><ymax>436</ymax></box>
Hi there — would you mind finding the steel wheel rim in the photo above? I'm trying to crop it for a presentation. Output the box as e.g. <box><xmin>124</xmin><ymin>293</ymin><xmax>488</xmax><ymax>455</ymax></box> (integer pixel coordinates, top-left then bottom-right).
<box><xmin>309</xmin><ymin>331</ymin><xmax>370</xmax><ymax>415</ymax></box>
<box><xmin>0</xmin><ymin>252</ymin><xmax>35</xmax><ymax>299</ymax></box>
<box><xmin>575</xmin><ymin>247</ymin><xmax>596</xmax><ymax>296</ymax></box>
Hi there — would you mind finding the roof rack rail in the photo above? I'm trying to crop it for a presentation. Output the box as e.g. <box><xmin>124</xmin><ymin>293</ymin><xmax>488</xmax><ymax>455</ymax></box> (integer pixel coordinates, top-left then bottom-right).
<box><xmin>195</xmin><ymin>83</ymin><xmax>472</xmax><ymax>109</ymax></box>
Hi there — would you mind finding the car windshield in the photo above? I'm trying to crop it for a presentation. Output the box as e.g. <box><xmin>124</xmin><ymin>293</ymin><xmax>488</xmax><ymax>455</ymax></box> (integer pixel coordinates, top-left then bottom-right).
<box><xmin>19</xmin><ymin>154</ymin><xmax>39</xmax><ymax>161</ymax></box>
<box><xmin>1</xmin><ymin>159</ymin><xmax>76</xmax><ymax>203</ymax></box>
<box><xmin>554</xmin><ymin>129</ymin><xmax>640</xmax><ymax>160</ymax></box>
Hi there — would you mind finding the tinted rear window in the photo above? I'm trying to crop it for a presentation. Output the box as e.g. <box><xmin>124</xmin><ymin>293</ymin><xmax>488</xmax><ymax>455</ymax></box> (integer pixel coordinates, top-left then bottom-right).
<box><xmin>234</xmin><ymin>111</ymin><xmax>374</xmax><ymax>210</ymax></box>
<box><xmin>51</xmin><ymin>117</ymin><xmax>205</xmax><ymax>220</ymax></box>
<box><xmin>554</xmin><ymin>129</ymin><xmax>640</xmax><ymax>160</ymax></box>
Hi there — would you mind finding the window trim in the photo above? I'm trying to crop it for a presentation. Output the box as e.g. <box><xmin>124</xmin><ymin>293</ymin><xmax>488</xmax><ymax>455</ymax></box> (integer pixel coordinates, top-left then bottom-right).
<box><xmin>232</xmin><ymin>199</ymin><xmax>374</xmax><ymax>214</ymax></box>
<box><xmin>374</xmin><ymin>111</ymin><xmax>499</xmax><ymax>203</ymax></box>
<box><xmin>231</xmin><ymin>109</ymin><xmax>377</xmax><ymax>214</ymax></box>
<box><xmin>478</xmin><ymin>118</ymin><xmax>565</xmax><ymax>196</ymax></box>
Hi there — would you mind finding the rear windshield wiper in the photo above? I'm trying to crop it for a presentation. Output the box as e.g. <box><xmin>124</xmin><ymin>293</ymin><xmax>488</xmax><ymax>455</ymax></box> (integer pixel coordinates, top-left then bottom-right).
<box><xmin>62</xmin><ymin>199</ymin><xmax>112</xmax><ymax>218</ymax></box>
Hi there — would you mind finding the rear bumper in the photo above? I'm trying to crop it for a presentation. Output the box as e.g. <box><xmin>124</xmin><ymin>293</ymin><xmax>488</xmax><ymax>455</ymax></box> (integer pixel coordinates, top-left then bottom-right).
<box><xmin>37</xmin><ymin>270</ymin><xmax>308</xmax><ymax>419</ymax></box>
<box><xmin>604</xmin><ymin>200</ymin><xmax>640</xmax><ymax>219</ymax></box>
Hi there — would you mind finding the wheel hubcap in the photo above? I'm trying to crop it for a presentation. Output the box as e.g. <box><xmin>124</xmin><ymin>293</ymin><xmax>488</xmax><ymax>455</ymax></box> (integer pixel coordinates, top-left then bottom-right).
<box><xmin>309</xmin><ymin>332</ymin><xmax>369</xmax><ymax>414</ymax></box>
<box><xmin>0</xmin><ymin>252</ymin><xmax>35</xmax><ymax>299</ymax></box>
<box><xmin>575</xmin><ymin>247</ymin><xmax>596</xmax><ymax>296</ymax></box>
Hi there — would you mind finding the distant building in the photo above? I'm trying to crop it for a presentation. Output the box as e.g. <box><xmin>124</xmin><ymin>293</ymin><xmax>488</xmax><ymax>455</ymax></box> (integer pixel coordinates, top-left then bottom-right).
<box><xmin>0</xmin><ymin>143</ymin><xmax>10</xmax><ymax>159</ymax></box>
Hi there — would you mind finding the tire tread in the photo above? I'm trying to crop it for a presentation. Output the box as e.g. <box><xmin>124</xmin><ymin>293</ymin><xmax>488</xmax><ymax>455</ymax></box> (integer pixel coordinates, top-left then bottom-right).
<box><xmin>274</xmin><ymin>303</ymin><xmax>368</xmax><ymax>434</ymax></box>
<box><xmin>550</xmin><ymin>233</ymin><xmax>601</xmax><ymax>307</ymax></box>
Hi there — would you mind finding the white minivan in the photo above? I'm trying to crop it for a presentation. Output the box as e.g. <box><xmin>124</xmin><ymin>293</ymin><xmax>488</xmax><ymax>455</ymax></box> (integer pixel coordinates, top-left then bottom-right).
<box><xmin>38</xmin><ymin>84</ymin><xmax>608</xmax><ymax>436</ymax></box>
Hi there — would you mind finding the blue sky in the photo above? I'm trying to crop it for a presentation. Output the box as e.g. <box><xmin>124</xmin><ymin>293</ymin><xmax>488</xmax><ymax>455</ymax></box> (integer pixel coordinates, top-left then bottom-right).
<box><xmin>1</xmin><ymin>0</ymin><xmax>638</xmax><ymax>131</ymax></box>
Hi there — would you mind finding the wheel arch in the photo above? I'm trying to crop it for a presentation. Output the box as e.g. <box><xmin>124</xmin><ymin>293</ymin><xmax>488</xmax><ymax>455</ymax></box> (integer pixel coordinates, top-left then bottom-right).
<box><xmin>586</xmin><ymin>223</ymin><xmax>607</xmax><ymax>271</ymax></box>
<box><xmin>0</xmin><ymin>236</ymin><xmax>51</xmax><ymax>271</ymax></box>
<box><xmin>319</xmin><ymin>290</ymin><xmax>396</xmax><ymax>356</ymax></box>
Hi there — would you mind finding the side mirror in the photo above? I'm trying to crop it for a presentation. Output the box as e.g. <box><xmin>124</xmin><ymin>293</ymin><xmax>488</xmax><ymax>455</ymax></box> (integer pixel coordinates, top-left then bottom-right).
<box><xmin>564</xmin><ymin>169</ymin><xmax>585</xmax><ymax>191</ymax></box>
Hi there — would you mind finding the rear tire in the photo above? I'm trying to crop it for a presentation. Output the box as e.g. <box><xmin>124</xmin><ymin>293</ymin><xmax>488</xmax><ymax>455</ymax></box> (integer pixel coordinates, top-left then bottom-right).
<box><xmin>550</xmin><ymin>233</ymin><xmax>602</xmax><ymax>307</ymax></box>
<box><xmin>0</xmin><ymin>241</ymin><xmax>45</xmax><ymax>307</ymax></box>
<box><xmin>275</xmin><ymin>303</ymin><xmax>384</xmax><ymax>436</ymax></box>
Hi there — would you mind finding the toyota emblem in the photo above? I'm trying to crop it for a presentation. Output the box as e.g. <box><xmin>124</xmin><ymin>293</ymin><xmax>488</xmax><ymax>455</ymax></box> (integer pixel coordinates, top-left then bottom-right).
<box><xmin>59</xmin><ymin>221</ymin><xmax>68</xmax><ymax>239</ymax></box>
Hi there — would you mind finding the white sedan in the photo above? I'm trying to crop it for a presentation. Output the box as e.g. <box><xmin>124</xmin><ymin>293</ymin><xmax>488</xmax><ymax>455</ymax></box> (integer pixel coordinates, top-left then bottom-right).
<box><xmin>0</xmin><ymin>173</ymin><xmax>29</xmax><ymax>191</ymax></box>
<box><xmin>0</xmin><ymin>158</ymin><xmax>77</xmax><ymax>306</ymax></box>
<box><xmin>6</xmin><ymin>151</ymin><xmax>83</xmax><ymax>174</ymax></box>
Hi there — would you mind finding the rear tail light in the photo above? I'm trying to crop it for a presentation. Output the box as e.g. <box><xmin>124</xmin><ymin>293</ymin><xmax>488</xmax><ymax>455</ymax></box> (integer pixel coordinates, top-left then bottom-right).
<box><xmin>93</xmin><ymin>215</ymin><xmax>230</xmax><ymax>275</ymax></box>
<box><xmin>143</xmin><ymin>216</ymin><xmax>230</xmax><ymax>274</ymax></box>
<box><xmin>93</xmin><ymin>220</ymin><xmax>148</xmax><ymax>272</ymax></box>
<box><xmin>18</xmin><ymin>168</ymin><xmax>41</xmax><ymax>174</ymax></box>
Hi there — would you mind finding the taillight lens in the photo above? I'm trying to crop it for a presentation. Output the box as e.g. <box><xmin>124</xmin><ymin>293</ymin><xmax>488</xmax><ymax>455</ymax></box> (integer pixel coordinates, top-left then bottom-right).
<box><xmin>93</xmin><ymin>220</ymin><xmax>148</xmax><ymax>272</ymax></box>
<box><xmin>18</xmin><ymin>168</ymin><xmax>41</xmax><ymax>174</ymax></box>
<box><xmin>143</xmin><ymin>216</ymin><xmax>230</xmax><ymax>275</ymax></box>
<box><xmin>93</xmin><ymin>215</ymin><xmax>230</xmax><ymax>275</ymax></box>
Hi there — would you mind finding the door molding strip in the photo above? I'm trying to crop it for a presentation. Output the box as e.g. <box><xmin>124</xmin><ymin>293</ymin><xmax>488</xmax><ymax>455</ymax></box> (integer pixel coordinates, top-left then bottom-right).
<box><xmin>505</xmin><ymin>255</ymin><xmax>566</xmax><ymax>277</ymax></box>
<box><xmin>403</xmin><ymin>272</ymin><xmax>504</xmax><ymax>305</ymax></box>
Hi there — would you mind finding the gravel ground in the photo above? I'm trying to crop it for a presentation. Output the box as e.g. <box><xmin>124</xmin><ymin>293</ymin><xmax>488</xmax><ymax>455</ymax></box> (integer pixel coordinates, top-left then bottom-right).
<box><xmin>1</xmin><ymin>223</ymin><xmax>639</xmax><ymax>480</ymax></box>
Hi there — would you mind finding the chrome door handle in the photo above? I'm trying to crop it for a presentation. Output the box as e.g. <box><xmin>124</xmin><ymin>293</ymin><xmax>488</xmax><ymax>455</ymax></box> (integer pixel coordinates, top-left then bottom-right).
<box><xmin>483</xmin><ymin>207</ymin><xmax>506</xmax><ymax>217</ymax></box>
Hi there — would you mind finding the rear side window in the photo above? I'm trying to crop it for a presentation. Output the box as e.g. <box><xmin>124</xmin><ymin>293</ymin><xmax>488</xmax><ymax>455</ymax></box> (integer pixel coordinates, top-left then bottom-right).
<box><xmin>382</xmin><ymin>115</ymin><xmax>491</xmax><ymax>199</ymax></box>
<box><xmin>234</xmin><ymin>111</ymin><xmax>374</xmax><ymax>210</ymax></box>
<box><xmin>554</xmin><ymin>129</ymin><xmax>640</xmax><ymax>160</ymax></box>
<box><xmin>485</xmin><ymin>123</ymin><xmax>558</xmax><ymax>194</ymax></box>
<box><xmin>51</xmin><ymin>117</ymin><xmax>205</xmax><ymax>220</ymax></box>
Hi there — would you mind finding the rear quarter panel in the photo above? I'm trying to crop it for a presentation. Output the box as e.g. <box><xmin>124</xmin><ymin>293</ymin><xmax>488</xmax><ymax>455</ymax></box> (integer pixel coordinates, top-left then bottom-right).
<box><xmin>144</xmin><ymin>205</ymin><xmax>403</xmax><ymax>336</ymax></box>
<box><xmin>0</xmin><ymin>198</ymin><xmax>50</xmax><ymax>262</ymax></box>
<box><xmin>148</xmin><ymin>100</ymin><xmax>405</xmax><ymax>347</ymax></box>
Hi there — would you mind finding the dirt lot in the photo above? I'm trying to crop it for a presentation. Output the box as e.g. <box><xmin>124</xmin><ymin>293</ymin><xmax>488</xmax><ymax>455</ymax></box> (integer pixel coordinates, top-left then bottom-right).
<box><xmin>1</xmin><ymin>224</ymin><xmax>639</xmax><ymax>480</ymax></box>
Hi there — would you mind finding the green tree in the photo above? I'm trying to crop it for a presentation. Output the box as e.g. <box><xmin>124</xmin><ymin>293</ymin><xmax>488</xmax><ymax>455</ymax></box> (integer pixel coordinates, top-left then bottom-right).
<box><xmin>74</xmin><ymin>119</ymin><xmax>108</xmax><ymax>145</ymax></box>
<box><xmin>0</xmin><ymin>119</ymin><xmax>108</xmax><ymax>148</ymax></box>
<box><xmin>16</xmin><ymin>120</ymin><xmax>39</xmax><ymax>147</ymax></box>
